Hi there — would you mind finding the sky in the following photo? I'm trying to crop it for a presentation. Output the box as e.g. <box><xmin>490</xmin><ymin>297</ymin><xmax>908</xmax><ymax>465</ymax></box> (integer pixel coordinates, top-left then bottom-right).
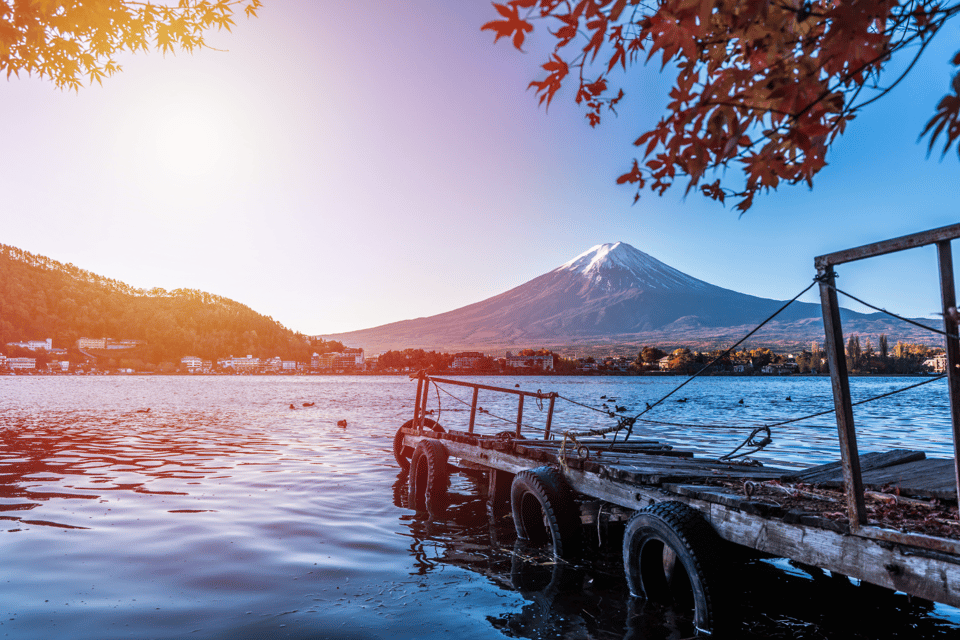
<box><xmin>2</xmin><ymin>1</ymin><xmax>960</xmax><ymax>340</ymax></box>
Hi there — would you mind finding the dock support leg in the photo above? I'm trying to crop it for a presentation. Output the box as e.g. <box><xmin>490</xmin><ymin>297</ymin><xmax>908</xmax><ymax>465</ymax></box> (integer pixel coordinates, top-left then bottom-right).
<box><xmin>937</xmin><ymin>240</ymin><xmax>960</xmax><ymax>516</ymax></box>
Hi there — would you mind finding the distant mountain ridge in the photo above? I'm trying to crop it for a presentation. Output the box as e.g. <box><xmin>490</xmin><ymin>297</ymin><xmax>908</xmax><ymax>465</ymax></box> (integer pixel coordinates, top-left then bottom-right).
<box><xmin>323</xmin><ymin>242</ymin><xmax>940</xmax><ymax>353</ymax></box>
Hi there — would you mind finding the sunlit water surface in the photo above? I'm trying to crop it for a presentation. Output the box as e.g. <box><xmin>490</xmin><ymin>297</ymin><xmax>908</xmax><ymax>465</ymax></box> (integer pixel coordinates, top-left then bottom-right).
<box><xmin>1</xmin><ymin>375</ymin><xmax>959</xmax><ymax>639</ymax></box>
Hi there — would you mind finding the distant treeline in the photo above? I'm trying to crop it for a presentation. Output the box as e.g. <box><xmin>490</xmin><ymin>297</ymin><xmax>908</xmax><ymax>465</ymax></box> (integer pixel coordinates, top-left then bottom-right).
<box><xmin>0</xmin><ymin>244</ymin><xmax>340</xmax><ymax>364</ymax></box>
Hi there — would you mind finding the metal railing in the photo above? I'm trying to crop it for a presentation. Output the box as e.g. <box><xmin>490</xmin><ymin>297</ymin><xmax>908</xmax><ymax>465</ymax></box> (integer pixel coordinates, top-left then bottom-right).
<box><xmin>410</xmin><ymin>371</ymin><xmax>558</xmax><ymax>439</ymax></box>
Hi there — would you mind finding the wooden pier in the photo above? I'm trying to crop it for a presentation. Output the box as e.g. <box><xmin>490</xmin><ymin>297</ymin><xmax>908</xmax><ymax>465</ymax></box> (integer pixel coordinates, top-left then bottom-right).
<box><xmin>392</xmin><ymin>225</ymin><xmax>960</xmax><ymax>636</ymax></box>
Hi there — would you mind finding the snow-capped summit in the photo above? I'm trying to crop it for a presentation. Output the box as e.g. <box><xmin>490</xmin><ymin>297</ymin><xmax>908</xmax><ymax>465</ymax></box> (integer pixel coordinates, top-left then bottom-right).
<box><xmin>555</xmin><ymin>241</ymin><xmax>709</xmax><ymax>291</ymax></box>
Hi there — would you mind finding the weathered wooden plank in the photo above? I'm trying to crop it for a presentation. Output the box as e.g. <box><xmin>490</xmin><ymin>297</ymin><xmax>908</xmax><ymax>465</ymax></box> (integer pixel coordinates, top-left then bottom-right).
<box><xmin>860</xmin><ymin>458</ymin><xmax>958</xmax><ymax>500</ymax></box>
<box><xmin>784</xmin><ymin>449</ymin><xmax>927</xmax><ymax>484</ymax></box>
<box><xmin>711</xmin><ymin>505</ymin><xmax>960</xmax><ymax>604</ymax></box>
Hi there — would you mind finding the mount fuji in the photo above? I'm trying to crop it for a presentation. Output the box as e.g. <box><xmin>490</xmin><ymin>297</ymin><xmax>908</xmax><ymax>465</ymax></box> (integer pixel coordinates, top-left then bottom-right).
<box><xmin>322</xmin><ymin>242</ymin><xmax>933</xmax><ymax>353</ymax></box>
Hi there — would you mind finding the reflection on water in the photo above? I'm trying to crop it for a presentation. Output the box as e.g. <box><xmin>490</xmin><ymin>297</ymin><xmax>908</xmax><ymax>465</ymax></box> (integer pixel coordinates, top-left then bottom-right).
<box><xmin>0</xmin><ymin>375</ymin><xmax>958</xmax><ymax>639</ymax></box>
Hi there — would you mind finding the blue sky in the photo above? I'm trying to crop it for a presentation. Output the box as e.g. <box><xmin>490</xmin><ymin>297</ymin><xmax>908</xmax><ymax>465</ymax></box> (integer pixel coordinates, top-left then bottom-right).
<box><xmin>2</xmin><ymin>1</ymin><xmax>958</xmax><ymax>339</ymax></box>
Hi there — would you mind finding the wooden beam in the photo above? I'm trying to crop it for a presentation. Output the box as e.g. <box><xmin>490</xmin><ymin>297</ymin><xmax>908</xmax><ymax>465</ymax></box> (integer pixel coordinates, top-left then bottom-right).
<box><xmin>468</xmin><ymin>387</ymin><xmax>479</xmax><ymax>434</ymax></box>
<box><xmin>544</xmin><ymin>395</ymin><xmax>556</xmax><ymax>440</ymax></box>
<box><xmin>818</xmin><ymin>268</ymin><xmax>867</xmax><ymax>528</ymax></box>
<box><xmin>413</xmin><ymin>373</ymin><xmax>424</xmax><ymax>428</ymax></box>
<box><xmin>515</xmin><ymin>394</ymin><xmax>524</xmax><ymax>438</ymax></box>
<box><xmin>815</xmin><ymin>223</ymin><xmax>960</xmax><ymax>269</ymax></box>
<box><xmin>937</xmin><ymin>240</ymin><xmax>960</xmax><ymax>516</ymax></box>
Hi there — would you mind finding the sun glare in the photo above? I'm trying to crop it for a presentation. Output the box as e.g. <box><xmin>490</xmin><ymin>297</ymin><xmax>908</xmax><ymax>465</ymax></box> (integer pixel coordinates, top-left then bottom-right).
<box><xmin>152</xmin><ymin>99</ymin><xmax>230</xmax><ymax>179</ymax></box>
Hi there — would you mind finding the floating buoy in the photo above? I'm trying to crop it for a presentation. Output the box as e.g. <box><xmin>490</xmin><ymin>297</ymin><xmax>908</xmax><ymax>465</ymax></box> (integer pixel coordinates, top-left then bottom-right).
<box><xmin>337</xmin><ymin>419</ymin><xmax>347</xmax><ymax>428</ymax></box>
<box><xmin>515</xmin><ymin>384</ymin><xmax>520</xmax><ymax>388</ymax></box>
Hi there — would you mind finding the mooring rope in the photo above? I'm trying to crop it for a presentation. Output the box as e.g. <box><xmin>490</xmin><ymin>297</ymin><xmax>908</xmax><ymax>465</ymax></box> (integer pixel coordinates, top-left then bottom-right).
<box><xmin>822</xmin><ymin>278</ymin><xmax>960</xmax><ymax>341</ymax></box>
<box><xmin>622</xmin><ymin>278</ymin><xmax>821</xmax><ymax>430</ymax></box>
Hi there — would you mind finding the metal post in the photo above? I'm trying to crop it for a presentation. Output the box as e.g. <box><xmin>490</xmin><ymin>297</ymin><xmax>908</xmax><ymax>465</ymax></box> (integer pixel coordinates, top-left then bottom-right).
<box><xmin>515</xmin><ymin>395</ymin><xmax>524</xmax><ymax>438</ymax></box>
<box><xmin>818</xmin><ymin>268</ymin><xmax>867</xmax><ymax>528</ymax></box>
<box><xmin>936</xmin><ymin>240</ymin><xmax>960</xmax><ymax>516</ymax></box>
<box><xmin>468</xmin><ymin>387</ymin><xmax>479</xmax><ymax>434</ymax></box>
<box><xmin>413</xmin><ymin>372</ymin><xmax>424</xmax><ymax>429</ymax></box>
<box><xmin>544</xmin><ymin>395</ymin><xmax>556</xmax><ymax>440</ymax></box>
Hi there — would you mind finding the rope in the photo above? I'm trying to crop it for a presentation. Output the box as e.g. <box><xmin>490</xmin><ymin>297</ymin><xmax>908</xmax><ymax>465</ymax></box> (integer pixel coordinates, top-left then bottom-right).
<box><xmin>557</xmin><ymin>393</ymin><xmax>618</xmax><ymax>418</ymax></box>
<box><xmin>823</xmin><ymin>280</ymin><xmax>960</xmax><ymax>341</ymax></box>
<box><xmin>720</xmin><ymin>426</ymin><xmax>772</xmax><ymax>461</ymax></box>
<box><xmin>762</xmin><ymin>373</ymin><xmax>947</xmax><ymax>428</ymax></box>
<box><xmin>622</xmin><ymin>279</ymin><xmax>821</xmax><ymax>433</ymax></box>
<box><xmin>431</xmin><ymin>381</ymin><xmax>443</xmax><ymax>425</ymax></box>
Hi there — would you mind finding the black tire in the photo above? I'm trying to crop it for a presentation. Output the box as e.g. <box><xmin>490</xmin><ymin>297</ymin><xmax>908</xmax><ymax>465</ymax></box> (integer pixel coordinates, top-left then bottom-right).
<box><xmin>408</xmin><ymin>439</ymin><xmax>449</xmax><ymax>511</ymax></box>
<box><xmin>510</xmin><ymin>466</ymin><xmax>581</xmax><ymax>558</ymax></box>
<box><xmin>393</xmin><ymin>418</ymin><xmax>444</xmax><ymax>470</ymax></box>
<box><xmin>623</xmin><ymin>501</ymin><xmax>722</xmax><ymax>635</ymax></box>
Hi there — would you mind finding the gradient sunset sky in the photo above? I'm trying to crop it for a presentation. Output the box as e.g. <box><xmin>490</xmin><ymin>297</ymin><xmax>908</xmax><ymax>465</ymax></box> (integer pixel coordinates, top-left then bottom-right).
<box><xmin>3</xmin><ymin>1</ymin><xmax>959</xmax><ymax>338</ymax></box>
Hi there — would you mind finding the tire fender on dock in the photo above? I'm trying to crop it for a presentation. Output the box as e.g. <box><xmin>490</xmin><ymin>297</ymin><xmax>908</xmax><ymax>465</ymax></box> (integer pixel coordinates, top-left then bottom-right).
<box><xmin>623</xmin><ymin>500</ymin><xmax>723</xmax><ymax>635</ymax></box>
<box><xmin>393</xmin><ymin>418</ymin><xmax>444</xmax><ymax>471</ymax></box>
<box><xmin>510</xmin><ymin>466</ymin><xmax>581</xmax><ymax>559</ymax></box>
<box><xmin>408</xmin><ymin>439</ymin><xmax>449</xmax><ymax>511</ymax></box>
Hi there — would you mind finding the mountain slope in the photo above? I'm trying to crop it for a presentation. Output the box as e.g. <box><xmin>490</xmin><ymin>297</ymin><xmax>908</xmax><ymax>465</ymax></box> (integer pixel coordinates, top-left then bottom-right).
<box><xmin>323</xmin><ymin>242</ymin><xmax>939</xmax><ymax>352</ymax></box>
<box><xmin>0</xmin><ymin>244</ymin><xmax>313</xmax><ymax>363</ymax></box>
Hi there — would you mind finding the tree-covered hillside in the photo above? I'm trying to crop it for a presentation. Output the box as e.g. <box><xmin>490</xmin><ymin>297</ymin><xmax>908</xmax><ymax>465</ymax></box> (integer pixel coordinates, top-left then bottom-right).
<box><xmin>0</xmin><ymin>244</ymin><xmax>316</xmax><ymax>364</ymax></box>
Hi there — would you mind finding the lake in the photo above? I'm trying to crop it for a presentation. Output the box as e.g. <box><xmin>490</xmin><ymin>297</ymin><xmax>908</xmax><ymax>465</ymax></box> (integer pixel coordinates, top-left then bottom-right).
<box><xmin>2</xmin><ymin>374</ymin><xmax>959</xmax><ymax>639</ymax></box>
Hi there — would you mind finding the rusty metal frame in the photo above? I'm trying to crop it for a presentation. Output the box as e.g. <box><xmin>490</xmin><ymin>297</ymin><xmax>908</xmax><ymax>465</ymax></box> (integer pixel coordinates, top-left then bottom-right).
<box><xmin>815</xmin><ymin>223</ymin><xmax>960</xmax><ymax>530</ymax></box>
<box><xmin>411</xmin><ymin>373</ymin><xmax>558</xmax><ymax>440</ymax></box>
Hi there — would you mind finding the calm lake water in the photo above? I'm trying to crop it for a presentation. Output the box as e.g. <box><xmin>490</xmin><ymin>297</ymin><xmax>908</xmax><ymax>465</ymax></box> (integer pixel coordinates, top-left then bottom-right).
<box><xmin>2</xmin><ymin>374</ymin><xmax>959</xmax><ymax>639</ymax></box>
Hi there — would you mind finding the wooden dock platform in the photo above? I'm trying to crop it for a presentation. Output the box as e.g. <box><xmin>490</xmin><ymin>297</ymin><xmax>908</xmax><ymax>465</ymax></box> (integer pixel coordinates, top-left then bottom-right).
<box><xmin>394</xmin><ymin>373</ymin><xmax>960</xmax><ymax>635</ymax></box>
<box><xmin>393</xmin><ymin>225</ymin><xmax>960</xmax><ymax>636</ymax></box>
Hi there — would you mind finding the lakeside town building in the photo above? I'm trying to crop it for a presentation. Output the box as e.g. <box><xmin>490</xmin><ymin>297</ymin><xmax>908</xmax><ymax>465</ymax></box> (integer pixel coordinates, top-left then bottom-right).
<box><xmin>76</xmin><ymin>337</ymin><xmax>145</xmax><ymax>350</ymax></box>
<box><xmin>505</xmin><ymin>354</ymin><xmax>556</xmax><ymax>371</ymax></box>
<box><xmin>8</xmin><ymin>357</ymin><xmax>36</xmax><ymax>370</ymax></box>
<box><xmin>452</xmin><ymin>352</ymin><xmax>484</xmax><ymax>369</ymax></box>
<box><xmin>6</xmin><ymin>338</ymin><xmax>52</xmax><ymax>351</ymax></box>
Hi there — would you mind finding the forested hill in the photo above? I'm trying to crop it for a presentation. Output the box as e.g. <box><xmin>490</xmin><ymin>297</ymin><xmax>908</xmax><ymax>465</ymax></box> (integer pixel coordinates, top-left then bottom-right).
<box><xmin>0</xmin><ymin>244</ymin><xmax>314</xmax><ymax>364</ymax></box>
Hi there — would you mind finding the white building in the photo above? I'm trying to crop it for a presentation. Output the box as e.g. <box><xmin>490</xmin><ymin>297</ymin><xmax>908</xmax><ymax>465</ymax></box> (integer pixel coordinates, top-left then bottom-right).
<box><xmin>505</xmin><ymin>354</ymin><xmax>555</xmax><ymax>371</ymax></box>
<box><xmin>452</xmin><ymin>352</ymin><xmax>484</xmax><ymax>369</ymax></box>
<box><xmin>181</xmin><ymin>356</ymin><xmax>204</xmax><ymax>373</ymax></box>
<box><xmin>219</xmin><ymin>355</ymin><xmax>261</xmax><ymax>372</ymax></box>
<box><xmin>7</xmin><ymin>338</ymin><xmax>52</xmax><ymax>351</ymax></box>
<box><xmin>8</xmin><ymin>357</ymin><xmax>36</xmax><ymax>370</ymax></box>
<box><xmin>924</xmin><ymin>354</ymin><xmax>947</xmax><ymax>373</ymax></box>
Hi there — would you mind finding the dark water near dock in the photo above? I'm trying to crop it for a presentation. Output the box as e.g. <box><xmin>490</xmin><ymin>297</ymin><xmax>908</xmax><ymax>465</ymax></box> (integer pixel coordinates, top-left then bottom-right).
<box><xmin>1</xmin><ymin>375</ymin><xmax>959</xmax><ymax>639</ymax></box>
